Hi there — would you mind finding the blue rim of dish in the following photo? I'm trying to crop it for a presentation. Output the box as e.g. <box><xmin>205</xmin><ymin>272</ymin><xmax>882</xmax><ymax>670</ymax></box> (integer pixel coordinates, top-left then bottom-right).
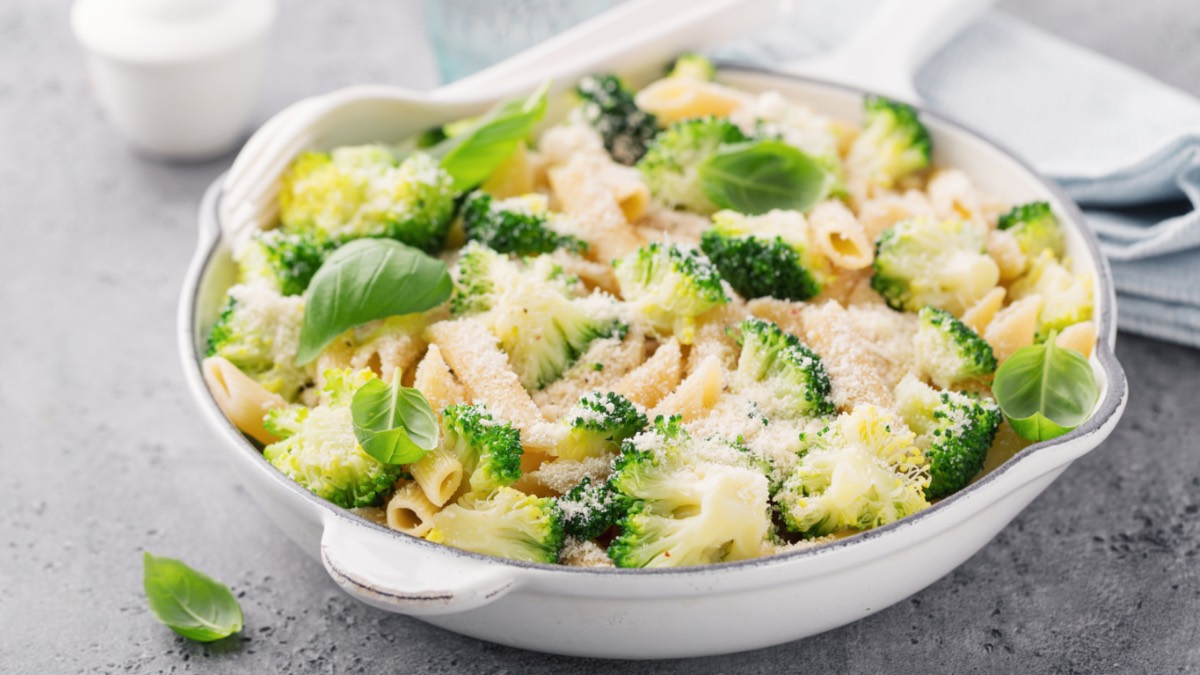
<box><xmin>180</xmin><ymin>65</ymin><xmax>1128</xmax><ymax>578</ymax></box>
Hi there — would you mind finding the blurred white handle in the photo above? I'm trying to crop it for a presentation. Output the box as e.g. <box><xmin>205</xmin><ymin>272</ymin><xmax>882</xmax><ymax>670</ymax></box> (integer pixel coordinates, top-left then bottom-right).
<box><xmin>433</xmin><ymin>0</ymin><xmax>780</xmax><ymax>101</ymax></box>
<box><xmin>782</xmin><ymin>0</ymin><xmax>995</xmax><ymax>103</ymax></box>
<box><xmin>321</xmin><ymin>514</ymin><xmax>518</xmax><ymax>616</ymax></box>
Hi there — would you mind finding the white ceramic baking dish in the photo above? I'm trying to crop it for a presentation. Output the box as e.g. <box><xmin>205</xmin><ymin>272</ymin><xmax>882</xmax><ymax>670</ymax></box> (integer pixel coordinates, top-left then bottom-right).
<box><xmin>178</xmin><ymin>59</ymin><xmax>1128</xmax><ymax>659</ymax></box>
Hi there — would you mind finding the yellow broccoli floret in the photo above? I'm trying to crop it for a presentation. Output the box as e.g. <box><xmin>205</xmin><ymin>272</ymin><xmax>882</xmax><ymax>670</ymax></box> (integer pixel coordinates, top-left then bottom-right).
<box><xmin>262</xmin><ymin>369</ymin><xmax>403</xmax><ymax>508</ymax></box>
<box><xmin>206</xmin><ymin>283</ymin><xmax>308</xmax><ymax>400</ymax></box>
<box><xmin>279</xmin><ymin>147</ymin><xmax>455</xmax><ymax>253</ymax></box>
<box><xmin>775</xmin><ymin>405</ymin><xmax>930</xmax><ymax>537</ymax></box>
<box><xmin>1009</xmin><ymin>250</ymin><xmax>1094</xmax><ymax>342</ymax></box>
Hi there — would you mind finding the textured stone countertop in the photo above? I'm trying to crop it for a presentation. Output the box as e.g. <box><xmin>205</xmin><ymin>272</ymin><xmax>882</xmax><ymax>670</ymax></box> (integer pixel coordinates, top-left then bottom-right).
<box><xmin>2</xmin><ymin>0</ymin><xmax>1198</xmax><ymax>672</ymax></box>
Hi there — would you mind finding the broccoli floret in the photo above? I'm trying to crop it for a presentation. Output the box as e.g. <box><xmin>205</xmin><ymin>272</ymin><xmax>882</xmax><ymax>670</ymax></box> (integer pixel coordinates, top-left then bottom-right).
<box><xmin>894</xmin><ymin>376</ymin><xmax>1002</xmax><ymax>499</ymax></box>
<box><xmin>636</xmin><ymin>116</ymin><xmax>748</xmax><ymax>214</ymax></box>
<box><xmin>998</xmin><ymin>201</ymin><xmax>1065</xmax><ymax>260</ymax></box>
<box><xmin>576</xmin><ymin>74</ymin><xmax>660</xmax><ymax>166</ymax></box>
<box><xmin>453</xmin><ymin>243</ymin><xmax>625</xmax><ymax>389</ymax></box>
<box><xmin>915</xmin><ymin>306</ymin><xmax>997</xmax><ymax>388</ymax></box>
<box><xmin>460</xmin><ymin>191</ymin><xmax>584</xmax><ymax>256</ymax></box>
<box><xmin>607</xmin><ymin>418</ymin><xmax>772</xmax><ymax>567</ymax></box>
<box><xmin>235</xmin><ymin>229</ymin><xmax>332</xmax><ymax>297</ymax></box>
<box><xmin>557</xmin><ymin>391</ymin><xmax>649</xmax><ymax>461</ymax></box>
<box><xmin>426</xmin><ymin>487</ymin><xmax>565</xmax><ymax>564</ymax></box>
<box><xmin>557</xmin><ymin>476</ymin><xmax>625</xmax><ymax>540</ymax></box>
<box><xmin>415</xmin><ymin>117</ymin><xmax>477</xmax><ymax>148</ymax></box>
<box><xmin>441</xmin><ymin>403</ymin><xmax>524</xmax><ymax>496</ymax></box>
<box><xmin>667</xmin><ymin>53</ymin><xmax>717</xmax><ymax>81</ymax></box>
<box><xmin>847</xmin><ymin>95</ymin><xmax>932</xmax><ymax>191</ymax></box>
<box><xmin>734</xmin><ymin>318</ymin><xmax>835</xmax><ymax>419</ymax></box>
<box><xmin>775</xmin><ymin>405</ymin><xmax>931</xmax><ymax>537</ymax></box>
<box><xmin>1009</xmin><ymin>250</ymin><xmax>1094</xmax><ymax>342</ymax></box>
<box><xmin>206</xmin><ymin>284</ymin><xmax>308</xmax><ymax>400</ymax></box>
<box><xmin>262</xmin><ymin>368</ymin><xmax>403</xmax><ymax>508</ymax></box>
<box><xmin>871</xmin><ymin>216</ymin><xmax>1000</xmax><ymax>316</ymax></box>
<box><xmin>278</xmin><ymin>147</ymin><xmax>455</xmax><ymax>253</ymax></box>
<box><xmin>700</xmin><ymin>209</ymin><xmax>828</xmax><ymax>301</ymax></box>
<box><xmin>613</xmin><ymin>242</ymin><xmax>728</xmax><ymax>344</ymax></box>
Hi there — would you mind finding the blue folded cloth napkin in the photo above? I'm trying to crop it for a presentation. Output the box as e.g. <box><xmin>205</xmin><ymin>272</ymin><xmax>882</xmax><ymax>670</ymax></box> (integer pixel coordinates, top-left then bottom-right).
<box><xmin>720</xmin><ymin>6</ymin><xmax>1200</xmax><ymax>348</ymax></box>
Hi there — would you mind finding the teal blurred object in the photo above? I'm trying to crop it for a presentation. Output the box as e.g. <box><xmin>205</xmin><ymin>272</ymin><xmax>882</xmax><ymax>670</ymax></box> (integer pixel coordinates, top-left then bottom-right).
<box><xmin>424</xmin><ymin>0</ymin><xmax>612</xmax><ymax>83</ymax></box>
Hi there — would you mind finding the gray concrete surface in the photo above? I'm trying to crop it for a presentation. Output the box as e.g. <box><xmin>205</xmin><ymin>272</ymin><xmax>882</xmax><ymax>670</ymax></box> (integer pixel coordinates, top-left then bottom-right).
<box><xmin>2</xmin><ymin>0</ymin><xmax>1198</xmax><ymax>673</ymax></box>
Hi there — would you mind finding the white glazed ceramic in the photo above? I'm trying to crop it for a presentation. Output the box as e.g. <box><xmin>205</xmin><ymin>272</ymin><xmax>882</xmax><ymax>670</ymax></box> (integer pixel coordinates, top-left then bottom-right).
<box><xmin>71</xmin><ymin>0</ymin><xmax>276</xmax><ymax>160</ymax></box>
<box><xmin>178</xmin><ymin>65</ymin><xmax>1128</xmax><ymax>658</ymax></box>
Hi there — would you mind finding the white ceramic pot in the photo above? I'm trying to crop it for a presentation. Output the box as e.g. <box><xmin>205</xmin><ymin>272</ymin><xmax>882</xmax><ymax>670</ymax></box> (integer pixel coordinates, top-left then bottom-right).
<box><xmin>71</xmin><ymin>0</ymin><xmax>276</xmax><ymax>160</ymax></box>
<box><xmin>178</xmin><ymin>67</ymin><xmax>1128</xmax><ymax>659</ymax></box>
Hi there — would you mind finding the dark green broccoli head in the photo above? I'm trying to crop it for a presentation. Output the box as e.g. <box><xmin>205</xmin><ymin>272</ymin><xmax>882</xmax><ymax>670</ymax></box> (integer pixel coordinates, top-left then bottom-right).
<box><xmin>576</xmin><ymin>73</ymin><xmax>660</xmax><ymax>166</ymax></box>
<box><xmin>206</xmin><ymin>296</ymin><xmax>238</xmax><ymax>358</ymax></box>
<box><xmin>442</xmin><ymin>403</ymin><xmax>524</xmax><ymax>495</ymax></box>
<box><xmin>997</xmin><ymin>201</ymin><xmax>1065</xmax><ymax>259</ymax></box>
<box><xmin>924</xmin><ymin>392</ymin><xmax>1002</xmax><ymax>499</ymax></box>
<box><xmin>699</xmin><ymin>210</ymin><xmax>826</xmax><ymax>301</ymax></box>
<box><xmin>735</xmin><ymin>318</ymin><xmax>835</xmax><ymax>419</ymax></box>
<box><xmin>237</xmin><ymin>229</ymin><xmax>333</xmax><ymax>296</ymax></box>
<box><xmin>636</xmin><ymin>116</ymin><xmax>748</xmax><ymax>214</ymax></box>
<box><xmin>895</xmin><ymin>376</ymin><xmax>1002</xmax><ymax>500</ymax></box>
<box><xmin>557</xmin><ymin>476</ymin><xmax>626</xmax><ymax>541</ymax></box>
<box><xmin>614</xmin><ymin>242</ymin><xmax>729</xmax><ymax>343</ymax></box>
<box><xmin>855</xmin><ymin>95</ymin><xmax>932</xmax><ymax>187</ymax></box>
<box><xmin>557</xmin><ymin>391</ymin><xmax>649</xmax><ymax>460</ymax></box>
<box><xmin>916</xmin><ymin>306</ymin><xmax>997</xmax><ymax>387</ymax></box>
<box><xmin>461</xmin><ymin>191</ymin><xmax>585</xmax><ymax>256</ymax></box>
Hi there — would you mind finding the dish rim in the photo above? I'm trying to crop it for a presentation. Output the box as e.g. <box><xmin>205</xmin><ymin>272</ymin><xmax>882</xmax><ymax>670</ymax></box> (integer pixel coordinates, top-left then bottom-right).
<box><xmin>180</xmin><ymin>65</ymin><xmax>1127</xmax><ymax>578</ymax></box>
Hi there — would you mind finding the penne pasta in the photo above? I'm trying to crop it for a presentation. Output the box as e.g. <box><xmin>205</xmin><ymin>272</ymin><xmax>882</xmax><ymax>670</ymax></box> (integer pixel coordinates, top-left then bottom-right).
<box><xmin>548</xmin><ymin>155</ymin><xmax>644</xmax><ymax>263</ymax></box>
<box><xmin>412</xmin><ymin>344</ymin><xmax>465</xmax><ymax>414</ymax></box>
<box><xmin>809</xmin><ymin>200</ymin><xmax>874</xmax><ymax>270</ymax></box>
<box><xmin>612</xmin><ymin>338</ymin><xmax>683</xmax><ymax>409</ymax></box>
<box><xmin>386</xmin><ymin>482</ymin><xmax>441</xmax><ymax>537</ymax></box>
<box><xmin>961</xmin><ymin>287</ymin><xmax>1007</xmax><ymax>336</ymax></box>
<box><xmin>635</xmin><ymin>78</ymin><xmax>747</xmax><ymax>124</ymax></box>
<box><xmin>202</xmin><ymin>356</ymin><xmax>287</xmax><ymax>445</ymax></box>
<box><xmin>425</xmin><ymin>318</ymin><xmax>554</xmax><ymax>449</ymax></box>
<box><xmin>1056</xmin><ymin>320</ymin><xmax>1097</xmax><ymax>358</ymax></box>
<box><xmin>652</xmin><ymin>355</ymin><xmax>723</xmax><ymax>422</ymax></box>
<box><xmin>409</xmin><ymin>444</ymin><xmax>464</xmax><ymax>507</ymax></box>
<box><xmin>984</xmin><ymin>295</ymin><xmax>1044</xmax><ymax>362</ymax></box>
<box><xmin>987</xmin><ymin>229</ymin><xmax>1027</xmax><ymax>283</ymax></box>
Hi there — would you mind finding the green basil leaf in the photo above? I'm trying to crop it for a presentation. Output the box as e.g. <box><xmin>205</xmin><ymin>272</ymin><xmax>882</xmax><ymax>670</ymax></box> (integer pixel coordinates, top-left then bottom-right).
<box><xmin>432</xmin><ymin>81</ymin><xmax>550</xmax><ymax>192</ymax></box>
<box><xmin>143</xmin><ymin>552</ymin><xmax>243</xmax><ymax>642</ymax></box>
<box><xmin>698</xmin><ymin>140</ymin><xmax>834</xmax><ymax>215</ymax></box>
<box><xmin>297</xmin><ymin>239</ymin><xmax>452</xmax><ymax>365</ymax></box>
<box><xmin>351</xmin><ymin>373</ymin><xmax>439</xmax><ymax>464</ymax></box>
<box><xmin>993</xmin><ymin>339</ymin><xmax>1099</xmax><ymax>442</ymax></box>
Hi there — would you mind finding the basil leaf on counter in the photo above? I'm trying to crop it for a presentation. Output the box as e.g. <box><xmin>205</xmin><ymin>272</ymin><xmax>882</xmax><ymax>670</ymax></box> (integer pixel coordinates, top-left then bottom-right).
<box><xmin>698</xmin><ymin>140</ymin><xmax>834</xmax><ymax>215</ymax></box>
<box><xmin>432</xmin><ymin>80</ymin><xmax>551</xmax><ymax>192</ymax></box>
<box><xmin>143</xmin><ymin>552</ymin><xmax>243</xmax><ymax>642</ymax></box>
<box><xmin>297</xmin><ymin>239</ymin><xmax>452</xmax><ymax>365</ymax></box>
<box><xmin>992</xmin><ymin>338</ymin><xmax>1099</xmax><ymax>442</ymax></box>
<box><xmin>351</xmin><ymin>372</ymin><xmax>439</xmax><ymax>464</ymax></box>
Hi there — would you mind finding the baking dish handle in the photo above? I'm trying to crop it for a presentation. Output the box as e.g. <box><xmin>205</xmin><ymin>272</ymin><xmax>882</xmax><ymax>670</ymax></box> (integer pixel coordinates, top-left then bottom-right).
<box><xmin>320</xmin><ymin>514</ymin><xmax>519</xmax><ymax>616</ymax></box>
<box><xmin>779</xmin><ymin>0</ymin><xmax>995</xmax><ymax>103</ymax></box>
